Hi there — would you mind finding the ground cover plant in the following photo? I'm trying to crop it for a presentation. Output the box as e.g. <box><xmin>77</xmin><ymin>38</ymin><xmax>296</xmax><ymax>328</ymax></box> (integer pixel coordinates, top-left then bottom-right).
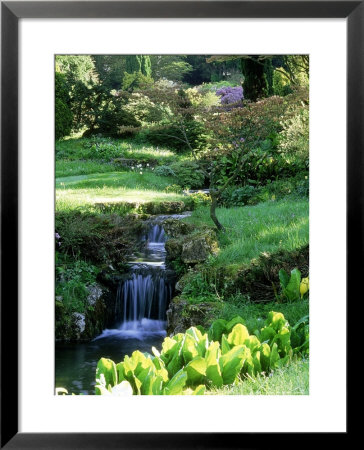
<box><xmin>55</xmin><ymin>54</ymin><xmax>309</xmax><ymax>396</ymax></box>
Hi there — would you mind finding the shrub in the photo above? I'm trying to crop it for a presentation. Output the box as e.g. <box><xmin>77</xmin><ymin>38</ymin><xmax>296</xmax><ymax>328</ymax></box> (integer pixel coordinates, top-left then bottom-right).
<box><xmin>56</xmin><ymin>256</ymin><xmax>99</xmax><ymax>314</ymax></box>
<box><xmin>154</xmin><ymin>165</ymin><xmax>176</xmax><ymax>177</ymax></box>
<box><xmin>170</xmin><ymin>161</ymin><xmax>206</xmax><ymax>189</ymax></box>
<box><xmin>55</xmin><ymin>211</ymin><xmax>142</xmax><ymax>267</ymax></box>
<box><xmin>164</xmin><ymin>184</ymin><xmax>184</xmax><ymax>194</ymax></box>
<box><xmin>273</xmin><ymin>68</ymin><xmax>293</xmax><ymax>96</ymax></box>
<box><xmin>220</xmin><ymin>185</ymin><xmax>257</xmax><ymax>207</ymax></box>
<box><xmin>55</xmin><ymin>72</ymin><xmax>73</xmax><ymax>140</ymax></box>
<box><xmin>279</xmin><ymin>107</ymin><xmax>309</xmax><ymax>171</ymax></box>
<box><xmin>216</xmin><ymin>86</ymin><xmax>244</xmax><ymax>106</ymax></box>
<box><xmin>188</xmin><ymin>191</ymin><xmax>212</xmax><ymax>207</ymax></box>
<box><xmin>140</xmin><ymin>120</ymin><xmax>208</xmax><ymax>153</ymax></box>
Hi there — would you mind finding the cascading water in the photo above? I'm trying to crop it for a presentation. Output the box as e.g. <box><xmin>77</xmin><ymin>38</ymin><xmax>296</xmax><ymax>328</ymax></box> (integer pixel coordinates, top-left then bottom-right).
<box><xmin>95</xmin><ymin>220</ymin><xmax>174</xmax><ymax>340</ymax></box>
<box><xmin>56</xmin><ymin>214</ymin><xmax>189</xmax><ymax>394</ymax></box>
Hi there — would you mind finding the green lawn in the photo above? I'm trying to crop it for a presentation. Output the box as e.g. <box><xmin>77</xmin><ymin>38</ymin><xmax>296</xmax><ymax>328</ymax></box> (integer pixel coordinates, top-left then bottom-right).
<box><xmin>56</xmin><ymin>160</ymin><xmax>124</xmax><ymax>178</ymax></box>
<box><xmin>208</xmin><ymin>358</ymin><xmax>309</xmax><ymax>395</ymax></box>
<box><xmin>56</xmin><ymin>138</ymin><xmax>180</xmax><ymax>164</ymax></box>
<box><xmin>56</xmin><ymin>171</ymin><xmax>186</xmax><ymax>211</ymax></box>
<box><xmin>184</xmin><ymin>199</ymin><xmax>309</xmax><ymax>270</ymax></box>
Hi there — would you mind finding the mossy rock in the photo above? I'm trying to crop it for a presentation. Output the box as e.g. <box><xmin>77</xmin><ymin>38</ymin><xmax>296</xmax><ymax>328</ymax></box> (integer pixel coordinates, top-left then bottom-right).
<box><xmin>181</xmin><ymin>229</ymin><xmax>219</xmax><ymax>264</ymax></box>
<box><xmin>138</xmin><ymin>201</ymin><xmax>187</xmax><ymax>215</ymax></box>
<box><xmin>163</xmin><ymin>218</ymin><xmax>195</xmax><ymax>238</ymax></box>
<box><xmin>165</xmin><ymin>238</ymin><xmax>183</xmax><ymax>261</ymax></box>
<box><xmin>94</xmin><ymin>202</ymin><xmax>137</xmax><ymax>214</ymax></box>
<box><xmin>231</xmin><ymin>244</ymin><xmax>309</xmax><ymax>302</ymax></box>
<box><xmin>166</xmin><ymin>296</ymin><xmax>221</xmax><ymax>335</ymax></box>
<box><xmin>165</xmin><ymin>228</ymin><xmax>219</xmax><ymax>265</ymax></box>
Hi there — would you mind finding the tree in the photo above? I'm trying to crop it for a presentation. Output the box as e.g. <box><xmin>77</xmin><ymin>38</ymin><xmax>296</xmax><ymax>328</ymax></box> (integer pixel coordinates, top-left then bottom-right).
<box><xmin>141</xmin><ymin>84</ymin><xmax>306</xmax><ymax>231</ymax></box>
<box><xmin>92</xmin><ymin>55</ymin><xmax>126</xmax><ymax>90</ymax></box>
<box><xmin>141</xmin><ymin>55</ymin><xmax>152</xmax><ymax>78</ymax></box>
<box><xmin>150</xmin><ymin>55</ymin><xmax>193</xmax><ymax>81</ymax></box>
<box><xmin>183</xmin><ymin>55</ymin><xmax>213</xmax><ymax>85</ymax></box>
<box><xmin>55</xmin><ymin>72</ymin><xmax>73</xmax><ymax>139</ymax></box>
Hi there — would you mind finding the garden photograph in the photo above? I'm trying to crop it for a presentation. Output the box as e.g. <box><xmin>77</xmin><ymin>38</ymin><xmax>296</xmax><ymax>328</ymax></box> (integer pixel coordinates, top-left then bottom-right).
<box><xmin>55</xmin><ymin>54</ymin><xmax>309</xmax><ymax>396</ymax></box>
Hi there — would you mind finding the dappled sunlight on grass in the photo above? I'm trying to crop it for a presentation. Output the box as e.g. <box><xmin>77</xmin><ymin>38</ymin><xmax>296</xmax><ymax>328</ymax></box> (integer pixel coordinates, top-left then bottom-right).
<box><xmin>56</xmin><ymin>171</ymin><xmax>186</xmax><ymax>211</ymax></box>
<box><xmin>184</xmin><ymin>199</ymin><xmax>309</xmax><ymax>267</ymax></box>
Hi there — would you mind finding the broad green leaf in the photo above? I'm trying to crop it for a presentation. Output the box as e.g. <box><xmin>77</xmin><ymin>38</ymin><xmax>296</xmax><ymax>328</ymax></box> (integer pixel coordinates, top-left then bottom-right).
<box><xmin>141</xmin><ymin>371</ymin><xmax>163</xmax><ymax>395</ymax></box>
<box><xmin>259</xmin><ymin>343</ymin><xmax>271</xmax><ymax>373</ymax></box>
<box><xmin>161</xmin><ymin>337</ymin><xmax>178</xmax><ymax>361</ymax></box>
<box><xmin>196</xmin><ymin>333</ymin><xmax>209</xmax><ymax>358</ymax></box>
<box><xmin>221</xmin><ymin>334</ymin><xmax>231</xmax><ymax>355</ymax></box>
<box><xmin>185</xmin><ymin>357</ymin><xmax>206</xmax><ymax>385</ymax></box>
<box><xmin>167</xmin><ymin>340</ymin><xmax>184</xmax><ymax>378</ymax></box>
<box><xmin>151</xmin><ymin>375</ymin><xmax>164</xmax><ymax>395</ymax></box>
<box><xmin>205</xmin><ymin>341</ymin><xmax>223</xmax><ymax>388</ymax></box>
<box><xmin>283</xmin><ymin>269</ymin><xmax>301</xmax><ymax>301</ymax></box>
<box><xmin>192</xmin><ymin>385</ymin><xmax>206</xmax><ymax>395</ymax></box>
<box><xmin>252</xmin><ymin>350</ymin><xmax>262</xmax><ymax>374</ymax></box>
<box><xmin>116</xmin><ymin>362</ymin><xmax>126</xmax><ymax>383</ymax></box>
<box><xmin>163</xmin><ymin>369</ymin><xmax>187</xmax><ymax>395</ymax></box>
<box><xmin>219</xmin><ymin>345</ymin><xmax>249</xmax><ymax>385</ymax></box>
<box><xmin>269</xmin><ymin>343</ymin><xmax>280</xmax><ymax>369</ymax></box>
<box><xmin>272</xmin><ymin>327</ymin><xmax>291</xmax><ymax>357</ymax></box>
<box><xmin>227</xmin><ymin>324</ymin><xmax>250</xmax><ymax>346</ymax></box>
<box><xmin>132</xmin><ymin>351</ymin><xmax>155</xmax><ymax>384</ymax></box>
<box><xmin>152</xmin><ymin>356</ymin><xmax>169</xmax><ymax>382</ymax></box>
<box><xmin>291</xmin><ymin>315</ymin><xmax>309</xmax><ymax>331</ymax></box>
<box><xmin>260</xmin><ymin>326</ymin><xmax>276</xmax><ymax>343</ymax></box>
<box><xmin>244</xmin><ymin>335</ymin><xmax>261</xmax><ymax>353</ymax></box>
<box><xmin>133</xmin><ymin>375</ymin><xmax>142</xmax><ymax>395</ymax></box>
<box><xmin>182</xmin><ymin>334</ymin><xmax>200</xmax><ymax>364</ymax></box>
<box><xmin>96</xmin><ymin>357</ymin><xmax>117</xmax><ymax>387</ymax></box>
<box><xmin>226</xmin><ymin>316</ymin><xmax>246</xmax><ymax>333</ymax></box>
<box><xmin>196</xmin><ymin>325</ymin><xmax>206</xmax><ymax>335</ymax></box>
<box><xmin>266</xmin><ymin>311</ymin><xmax>287</xmax><ymax>331</ymax></box>
<box><xmin>172</xmin><ymin>333</ymin><xmax>185</xmax><ymax>344</ymax></box>
<box><xmin>185</xmin><ymin>326</ymin><xmax>204</xmax><ymax>343</ymax></box>
<box><xmin>279</xmin><ymin>268</ymin><xmax>290</xmax><ymax>288</ymax></box>
<box><xmin>208</xmin><ymin>319</ymin><xmax>227</xmax><ymax>342</ymax></box>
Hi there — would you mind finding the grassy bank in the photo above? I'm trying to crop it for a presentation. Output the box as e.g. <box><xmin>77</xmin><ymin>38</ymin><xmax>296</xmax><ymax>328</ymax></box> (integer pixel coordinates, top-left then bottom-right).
<box><xmin>184</xmin><ymin>198</ymin><xmax>309</xmax><ymax>270</ymax></box>
<box><xmin>208</xmin><ymin>358</ymin><xmax>309</xmax><ymax>395</ymax></box>
<box><xmin>56</xmin><ymin>171</ymin><xmax>186</xmax><ymax>212</ymax></box>
<box><xmin>56</xmin><ymin>138</ymin><xmax>179</xmax><ymax>163</ymax></box>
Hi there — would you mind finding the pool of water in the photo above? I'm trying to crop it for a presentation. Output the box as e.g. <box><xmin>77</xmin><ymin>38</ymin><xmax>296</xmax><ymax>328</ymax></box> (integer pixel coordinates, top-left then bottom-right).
<box><xmin>55</xmin><ymin>321</ymin><xmax>166</xmax><ymax>395</ymax></box>
<box><xmin>55</xmin><ymin>216</ymin><xmax>184</xmax><ymax>395</ymax></box>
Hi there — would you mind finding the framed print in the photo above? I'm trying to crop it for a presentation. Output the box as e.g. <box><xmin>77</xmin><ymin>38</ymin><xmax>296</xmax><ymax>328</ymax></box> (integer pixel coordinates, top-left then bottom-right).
<box><xmin>1</xmin><ymin>0</ymin><xmax>359</xmax><ymax>447</ymax></box>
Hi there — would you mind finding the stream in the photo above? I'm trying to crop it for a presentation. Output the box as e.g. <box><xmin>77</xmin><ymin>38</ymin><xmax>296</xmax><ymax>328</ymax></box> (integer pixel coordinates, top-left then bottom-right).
<box><xmin>55</xmin><ymin>214</ymin><xmax>184</xmax><ymax>395</ymax></box>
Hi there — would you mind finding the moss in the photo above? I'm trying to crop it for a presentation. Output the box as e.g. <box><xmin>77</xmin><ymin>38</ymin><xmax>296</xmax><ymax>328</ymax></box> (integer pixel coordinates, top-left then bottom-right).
<box><xmin>230</xmin><ymin>244</ymin><xmax>309</xmax><ymax>302</ymax></box>
<box><xmin>166</xmin><ymin>296</ymin><xmax>222</xmax><ymax>335</ymax></box>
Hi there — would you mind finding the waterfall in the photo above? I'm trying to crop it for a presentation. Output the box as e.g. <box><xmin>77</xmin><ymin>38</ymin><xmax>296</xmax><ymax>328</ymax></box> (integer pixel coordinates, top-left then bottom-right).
<box><xmin>95</xmin><ymin>219</ymin><xmax>173</xmax><ymax>339</ymax></box>
<box><xmin>115</xmin><ymin>269</ymin><xmax>172</xmax><ymax>331</ymax></box>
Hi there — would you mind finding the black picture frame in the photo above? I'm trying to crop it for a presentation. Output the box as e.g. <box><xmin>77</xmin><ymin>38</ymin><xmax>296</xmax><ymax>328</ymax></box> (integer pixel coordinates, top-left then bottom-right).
<box><xmin>1</xmin><ymin>1</ymin><xmax>357</xmax><ymax>447</ymax></box>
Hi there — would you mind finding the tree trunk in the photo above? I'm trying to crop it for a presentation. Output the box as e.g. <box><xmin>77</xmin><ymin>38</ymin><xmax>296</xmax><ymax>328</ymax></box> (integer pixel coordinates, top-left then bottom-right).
<box><xmin>210</xmin><ymin>190</ymin><xmax>225</xmax><ymax>232</ymax></box>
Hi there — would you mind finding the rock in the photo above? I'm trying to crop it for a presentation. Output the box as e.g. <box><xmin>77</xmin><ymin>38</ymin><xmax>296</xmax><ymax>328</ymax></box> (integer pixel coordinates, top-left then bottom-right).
<box><xmin>165</xmin><ymin>238</ymin><xmax>183</xmax><ymax>261</ymax></box>
<box><xmin>72</xmin><ymin>313</ymin><xmax>85</xmax><ymax>337</ymax></box>
<box><xmin>86</xmin><ymin>284</ymin><xmax>103</xmax><ymax>306</ymax></box>
<box><xmin>166</xmin><ymin>296</ymin><xmax>221</xmax><ymax>335</ymax></box>
<box><xmin>56</xmin><ymin>295</ymin><xmax>63</xmax><ymax>302</ymax></box>
<box><xmin>181</xmin><ymin>230</ymin><xmax>219</xmax><ymax>264</ymax></box>
<box><xmin>140</xmin><ymin>201</ymin><xmax>187</xmax><ymax>215</ymax></box>
<box><xmin>175</xmin><ymin>271</ymin><xmax>194</xmax><ymax>293</ymax></box>
<box><xmin>163</xmin><ymin>218</ymin><xmax>195</xmax><ymax>238</ymax></box>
